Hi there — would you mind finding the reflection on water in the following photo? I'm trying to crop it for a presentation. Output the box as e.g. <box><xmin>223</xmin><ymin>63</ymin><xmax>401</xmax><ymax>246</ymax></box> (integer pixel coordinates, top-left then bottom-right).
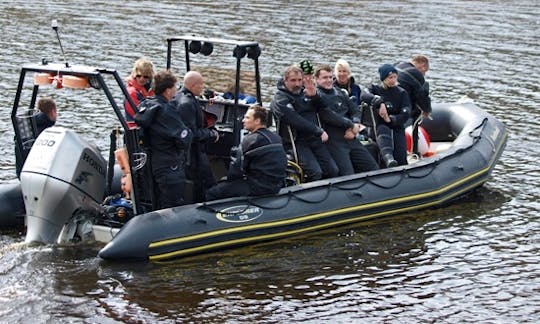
<box><xmin>1</xmin><ymin>0</ymin><xmax>539</xmax><ymax>322</ymax></box>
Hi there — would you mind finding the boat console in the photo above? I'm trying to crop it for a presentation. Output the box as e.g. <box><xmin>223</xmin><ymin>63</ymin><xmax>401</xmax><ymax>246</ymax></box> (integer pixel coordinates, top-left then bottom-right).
<box><xmin>165</xmin><ymin>36</ymin><xmax>263</xmax><ymax>180</ymax></box>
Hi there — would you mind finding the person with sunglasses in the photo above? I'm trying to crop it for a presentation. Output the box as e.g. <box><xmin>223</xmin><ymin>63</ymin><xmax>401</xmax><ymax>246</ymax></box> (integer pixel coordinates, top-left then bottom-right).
<box><xmin>124</xmin><ymin>57</ymin><xmax>155</xmax><ymax>127</ymax></box>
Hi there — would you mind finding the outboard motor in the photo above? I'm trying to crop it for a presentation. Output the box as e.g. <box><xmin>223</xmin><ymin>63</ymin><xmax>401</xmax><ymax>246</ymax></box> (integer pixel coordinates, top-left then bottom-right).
<box><xmin>21</xmin><ymin>126</ymin><xmax>106</xmax><ymax>244</ymax></box>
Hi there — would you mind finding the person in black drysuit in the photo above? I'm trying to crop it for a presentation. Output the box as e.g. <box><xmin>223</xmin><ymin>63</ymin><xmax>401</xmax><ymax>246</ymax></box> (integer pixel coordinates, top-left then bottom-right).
<box><xmin>15</xmin><ymin>97</ymin><xmax>57</xmax><ymax>178</ymax></box>
<box><xmin>315</xmin><ymin>64</ymin><xmax>379</xmax><ymax>176</ymax></box>
<box><xmin>172</xmin><ymin>71</ymin><xmax>220</xmax><ymax>203</ymax></box>
<box><xmin>395</xmin><ymin>54</ymin><xmax>432</xmax><ymax>156</ymax></box>
<box><xmin>135</xmin><ymin>70</ymin><xmax>192</xmax><ymax>209</ymax></box>
<box><xmin>34</xmin><ymin>97</ymin><xmax>57</xmax><ymax>135</ymax></box>
<box><xmin>271</xmin><ymin>64</ymin><xmax>338</xmax><ymax>182</ymax></box>
<box><xmin>333</xmin><ymin>59</ymin><xmax>362</xmax><ymax>108</ymax></box>
<box><xmin>361</xmin><ymin>64</ymin><xmax>411</xmax><ymax>167</ymax></box>
<box><xmin>205</xmin><ymin>105</ymin><xmax>288</xmax><ymax>200</ymax></box>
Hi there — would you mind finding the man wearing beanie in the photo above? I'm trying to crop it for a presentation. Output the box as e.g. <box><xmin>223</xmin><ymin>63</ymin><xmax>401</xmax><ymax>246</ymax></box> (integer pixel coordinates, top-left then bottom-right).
<box><xmin>360</xmin><ymin>63</ymin><xmax>411</xmax><ymax>168</ymax></box>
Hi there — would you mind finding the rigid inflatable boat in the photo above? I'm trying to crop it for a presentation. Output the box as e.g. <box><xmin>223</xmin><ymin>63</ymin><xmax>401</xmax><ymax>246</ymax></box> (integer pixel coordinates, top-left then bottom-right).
<box><xmin>98</xmin><ymin>100</ymin><xmax>507</xmax><ymax>261</ymax></box>
<box><xmin>4</xmin><ymin>35</ymin><xmax>507</xmax><ymax>261</ymax></box>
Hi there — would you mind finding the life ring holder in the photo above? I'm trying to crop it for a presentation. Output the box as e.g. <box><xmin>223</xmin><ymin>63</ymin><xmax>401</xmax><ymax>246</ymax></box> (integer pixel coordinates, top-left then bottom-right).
<box><xmin>34</xmin><ymin>73</ymin><xmax>89</xmax><ymax>89</ymax></box>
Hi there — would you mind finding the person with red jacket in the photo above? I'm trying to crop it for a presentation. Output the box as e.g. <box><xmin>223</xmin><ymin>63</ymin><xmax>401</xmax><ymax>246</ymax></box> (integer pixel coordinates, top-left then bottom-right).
<box><xmin>124</xmin><ymin>57</ymin><xmax>155</xmax><ymax>127</ymax></box>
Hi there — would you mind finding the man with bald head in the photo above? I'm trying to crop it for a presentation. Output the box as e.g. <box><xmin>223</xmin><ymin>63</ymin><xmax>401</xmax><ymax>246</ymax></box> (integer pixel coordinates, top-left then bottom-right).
<box><xmin>173</xmin><ymin>70</ymin><xmax>219</xmax><ymax>202</ymax></box>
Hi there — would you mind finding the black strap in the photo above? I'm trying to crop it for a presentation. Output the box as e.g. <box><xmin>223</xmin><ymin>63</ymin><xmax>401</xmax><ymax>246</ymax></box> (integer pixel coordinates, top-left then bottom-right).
<box><xmin>106</xmin><ymin>130</ymin><xmax>117</xmax><ymax>196</ymax></box>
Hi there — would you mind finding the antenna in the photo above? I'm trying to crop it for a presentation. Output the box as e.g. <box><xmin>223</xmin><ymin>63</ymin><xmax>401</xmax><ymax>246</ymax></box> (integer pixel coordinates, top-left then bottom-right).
<box><xmin>51</xmin><ymin>19</ymin><xmax>69</xmax><ymax>67</ymax></box>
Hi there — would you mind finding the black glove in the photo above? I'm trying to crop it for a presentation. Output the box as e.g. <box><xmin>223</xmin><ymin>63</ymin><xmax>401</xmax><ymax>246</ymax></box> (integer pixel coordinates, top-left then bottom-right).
<box><xmin>204</xmin><ymin>89</ymin><xmax>215</xmax><ymax>99</ymax></box>
<box><xmin>371</xmin><ymin>95</ymin><xmax>383</xmax><ymax>110</ymax></box>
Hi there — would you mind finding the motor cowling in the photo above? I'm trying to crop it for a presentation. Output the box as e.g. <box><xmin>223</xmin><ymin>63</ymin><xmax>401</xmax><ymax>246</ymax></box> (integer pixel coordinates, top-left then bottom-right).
<box><xmin>21</xmin><ymin>126</ymin><xmax>106</xmax><ymax>244</ymax></box>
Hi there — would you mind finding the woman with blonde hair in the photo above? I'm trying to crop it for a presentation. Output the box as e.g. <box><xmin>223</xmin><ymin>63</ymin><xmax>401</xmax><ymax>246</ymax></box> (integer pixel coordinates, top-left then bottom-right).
<box><xmin>360</xmin><ymin>63</ymin><xmax>411</xmax><ymax>168</ymax></box>
<box><xmin>334</xmin><ymin>59</ymin><xmax>361</xmax><ymax>107</ymax></box>
<box><xmin>124</xmin><ymin>57</ymin><xmax>155</xmax><ymax>126</ymax></box>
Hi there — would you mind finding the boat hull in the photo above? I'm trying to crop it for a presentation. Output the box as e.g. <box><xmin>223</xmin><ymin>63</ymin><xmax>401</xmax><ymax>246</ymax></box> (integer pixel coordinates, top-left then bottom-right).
<box><xmin>99</xmin><ymin>102</ymin><xmax>508</xmax><ymax>261</ymax></box>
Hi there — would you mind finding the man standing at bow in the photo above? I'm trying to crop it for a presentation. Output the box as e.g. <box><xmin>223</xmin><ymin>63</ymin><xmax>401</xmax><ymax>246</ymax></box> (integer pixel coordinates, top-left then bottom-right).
<box><xmin>395</xmin><ymin>54</ymin><xmax>432</xmax><ymax>156</ymax></box>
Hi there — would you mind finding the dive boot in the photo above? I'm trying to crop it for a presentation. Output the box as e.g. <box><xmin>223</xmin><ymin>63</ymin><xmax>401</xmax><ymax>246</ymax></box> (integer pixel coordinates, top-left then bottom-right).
<box><xmin>383</xmin><ymin>153</ymin><xmax>398</xmax><ymax>168</ymax></box>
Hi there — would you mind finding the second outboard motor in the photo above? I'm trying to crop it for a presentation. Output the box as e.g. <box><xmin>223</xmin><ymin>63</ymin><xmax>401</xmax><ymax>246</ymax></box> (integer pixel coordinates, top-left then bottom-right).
<box><xmin>21</xmin><ymin>126</ymin><xmax>106</xmax><ymax>244</ymax></box>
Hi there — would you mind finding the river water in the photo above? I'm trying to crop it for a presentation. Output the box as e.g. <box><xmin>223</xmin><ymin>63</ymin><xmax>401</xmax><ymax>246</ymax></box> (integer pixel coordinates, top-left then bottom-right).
<box><xmin>0</xmin><ymin>0</ymin><xmax>539</xmax><ymax>322</ymax></box>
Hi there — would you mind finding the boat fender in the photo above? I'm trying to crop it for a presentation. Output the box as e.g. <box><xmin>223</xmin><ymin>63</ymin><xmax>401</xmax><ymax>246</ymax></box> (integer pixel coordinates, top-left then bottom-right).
<box><xmin>115</xmin><ymin>147</ymin><xmax>132</xmax><ymax>198</ymax></box>
<box><xmin>62</xmin><ymin>75</ymin><xmax>90</xmax><ymax>89</ymax></box>
<box><xmin>115</xmin><ymin>147</ymin><xmax>130</xmax><ymax>174</ymax></box>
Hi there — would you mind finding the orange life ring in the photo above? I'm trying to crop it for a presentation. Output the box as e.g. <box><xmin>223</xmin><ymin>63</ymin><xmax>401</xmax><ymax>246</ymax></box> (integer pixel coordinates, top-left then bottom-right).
<box><xmin>62</xmin><ymin>75</ymin><xmax>89</xmax><ymax>89</ymax></box>
<box><xmin>34</xmin><ymin>73</ymin><xmax>54</xmax><ymax>85</ymax></box>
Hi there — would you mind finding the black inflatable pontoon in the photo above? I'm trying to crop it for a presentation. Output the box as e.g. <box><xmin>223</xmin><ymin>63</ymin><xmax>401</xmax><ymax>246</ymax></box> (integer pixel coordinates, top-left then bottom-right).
<box><xmin>98</xmin><ymin>101</ymin><xmax>507</xmax><ymax>261</ymax></box>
